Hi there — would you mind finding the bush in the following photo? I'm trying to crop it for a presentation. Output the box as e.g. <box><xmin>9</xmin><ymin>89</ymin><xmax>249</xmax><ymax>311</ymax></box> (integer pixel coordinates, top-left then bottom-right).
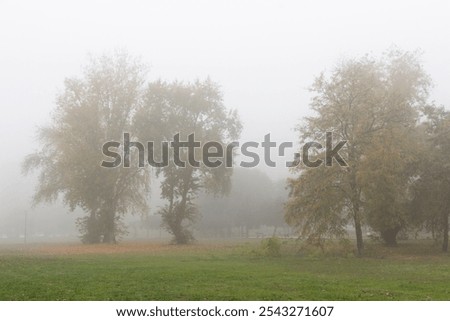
<box><xmin>261</xmin><ymin>237</ymin><xmax>282</xmax><ymax>257</ymax></box>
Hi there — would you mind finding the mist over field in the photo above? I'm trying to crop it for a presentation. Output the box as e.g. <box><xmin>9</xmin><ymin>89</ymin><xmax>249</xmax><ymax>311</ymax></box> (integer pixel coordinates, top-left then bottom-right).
<box><xmin>2</xmin><ymin>1</ymin><xmax>450</xmax><ymax>307</ymax></box>
<box><xmin>0</xmin><ymin>0</ymin><xmax>449</xmax><ymax>248</ymax></box>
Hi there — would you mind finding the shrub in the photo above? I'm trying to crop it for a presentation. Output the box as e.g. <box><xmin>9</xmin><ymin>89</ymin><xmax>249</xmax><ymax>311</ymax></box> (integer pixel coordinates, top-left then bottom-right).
<box><xmin>261</xmin><ymin>237</ymin><xmax>282</xmax><ymax>257</ymax></box>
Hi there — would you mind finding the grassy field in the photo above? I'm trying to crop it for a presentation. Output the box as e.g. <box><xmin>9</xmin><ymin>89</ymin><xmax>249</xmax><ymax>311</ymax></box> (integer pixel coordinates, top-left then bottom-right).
<box><xmin>0</xmin><ymin>240</ymin><xmax>449</xmax><ymax>300</ymax></box>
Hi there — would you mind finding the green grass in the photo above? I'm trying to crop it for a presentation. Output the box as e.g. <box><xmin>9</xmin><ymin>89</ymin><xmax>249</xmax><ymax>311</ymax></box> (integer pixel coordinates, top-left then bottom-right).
<box><xmin>0</xmin><ymin>240</ymin><xmax>449</xmax><ymax>300</ymax></box>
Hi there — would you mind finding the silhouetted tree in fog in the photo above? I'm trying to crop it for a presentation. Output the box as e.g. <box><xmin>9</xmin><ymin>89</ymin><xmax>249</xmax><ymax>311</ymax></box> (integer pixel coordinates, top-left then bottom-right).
<box><xmin>286</xmin><ymin>49</ymin><xmax>431</xmax><ymax>254</ymax></box>
<box><xmin>23</xmin><ymin>52</ymin><xmax>150</xmax><ymax>243</ymax></box>
<box><xmin>134</xmin><ymin>79</ymin><xmax>241</xmax><ymax>244</ymax></box>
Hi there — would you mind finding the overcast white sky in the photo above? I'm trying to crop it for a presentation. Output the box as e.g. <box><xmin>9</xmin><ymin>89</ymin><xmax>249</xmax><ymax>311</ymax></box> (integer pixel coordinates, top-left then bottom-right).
<box><xmin>0</xmin><ymin>0</ymin><xmax>449</xmax><ymax>212</ymax></box>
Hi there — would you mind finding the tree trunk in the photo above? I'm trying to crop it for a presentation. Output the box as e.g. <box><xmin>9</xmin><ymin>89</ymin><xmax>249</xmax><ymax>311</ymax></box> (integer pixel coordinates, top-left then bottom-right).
<box><xmin>352</xmin><ymin>187</ymin><xmax>364</xmax><ymax>256</ymax></box>
<box><xmin>102</xmin><ymin>206</ymin><xmax>117</xmax><ymax>244</ymax></box>
<box><xmin>103</xmin><ymin>221</ymin><xmax>116</xmax><ymax>244</ymax></box>
<box><xmin>173</xmin><ymin>193</ymin><xmax>189</xmax><ymax>244</ymax></box>
<box><xmin>442</xmin><ymin>213</ymin><xmax>449</xmax><ymax>252</ymax></box>
<box><xmin>380</xmin><ymin>226</ymin><xmax>401</xmax><ymax>247</ymax></box>
<box><xmin>103</xmin><ymin>230</ymin><xmax>116</xmax><ymax>244</ymax></box>
<box><xmin>349</xmin><ymin>164</ymin><xmax>364</xmax><ymax>256</ymax></box>
<box><xmin>82</xmin><ymin>210</ymin><xmax>101</xmax><ymax>244</ymax></box>
<box><xmin>173</xmin><ymin>228</ymin><xmax>187</xmax><ymax>244</ymax></box>
<box><xmin>170</xmin><ymin>168</ymin><xmax>194</xmax><ymax>245</ymax></box>
<box><xmin>354</xmin><ymin>215</ymin><xmax>364</xmax><ymax>256</ymax></box>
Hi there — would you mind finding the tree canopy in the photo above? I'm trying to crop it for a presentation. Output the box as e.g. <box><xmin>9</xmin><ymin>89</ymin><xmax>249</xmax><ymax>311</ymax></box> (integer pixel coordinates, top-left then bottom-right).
<box><xmin>134</xmin><ymin>79</ymin><xmax>242</xmax><ymax>244</ymax></box>
<box><xmin>23</xmin><ymin>52</ymin><xmax>151</xmax><ymax>243</ymax></box>
<box><xmin>286</xmin><ymin>49</ymin><xmax>432</xmax><ymax>254</ymax></box>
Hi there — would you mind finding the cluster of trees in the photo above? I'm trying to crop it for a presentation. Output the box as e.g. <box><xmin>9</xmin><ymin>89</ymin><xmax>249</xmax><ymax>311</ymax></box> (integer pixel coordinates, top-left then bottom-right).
<box><xmin>285</xmin><ymin>49</ymin><xmax>450</xmax><ymax>254</ymax></box>
<box><xmin>23</xmin><ymin>49</ymin><xmax>449</xmax><ymax>252</ymax></box>
<box><xmin>23</xmin><ymin>52</ymin><xmax>241</xmax><ymax>244</ymax></box>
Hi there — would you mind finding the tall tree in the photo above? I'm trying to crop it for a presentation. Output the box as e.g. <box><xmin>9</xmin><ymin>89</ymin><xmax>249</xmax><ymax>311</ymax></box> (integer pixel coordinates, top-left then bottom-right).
<box><xmin>359</xmin><ymin>51</ymin><xmax>429</xmax><ymax>245</ymax></box>
<box><xmin>134</xmin><ymin>79</ymin><xmax>241</xmax><ymax>244</ymax></box>
<box><xmin>412</xmin><ymin>105</ymin><xmax>450</xmax><ymax>251</ymax></box>
<box><xmin>23</xmin><ymin>52</ymin><xmax>150</xmax><ymax>243</ymax></box>
<box><xmin>287</xmin><ymin>49</ymin><xmax>430</xmax><ymax>254</ymax></box>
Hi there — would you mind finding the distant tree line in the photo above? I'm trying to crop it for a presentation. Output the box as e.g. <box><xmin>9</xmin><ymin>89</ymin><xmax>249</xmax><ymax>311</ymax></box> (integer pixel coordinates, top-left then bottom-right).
<box><xmin>197</xmin><ymin>169</ymin><xmax>287</xmax><ymax>238</ymax></box>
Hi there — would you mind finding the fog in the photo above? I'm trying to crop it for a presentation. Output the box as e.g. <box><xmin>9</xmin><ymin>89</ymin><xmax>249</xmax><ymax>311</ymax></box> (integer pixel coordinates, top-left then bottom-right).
<box><xmin>1</xmin><ymin>0</ymin><xmax>449</xmax><ymax>242</ymax></box>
